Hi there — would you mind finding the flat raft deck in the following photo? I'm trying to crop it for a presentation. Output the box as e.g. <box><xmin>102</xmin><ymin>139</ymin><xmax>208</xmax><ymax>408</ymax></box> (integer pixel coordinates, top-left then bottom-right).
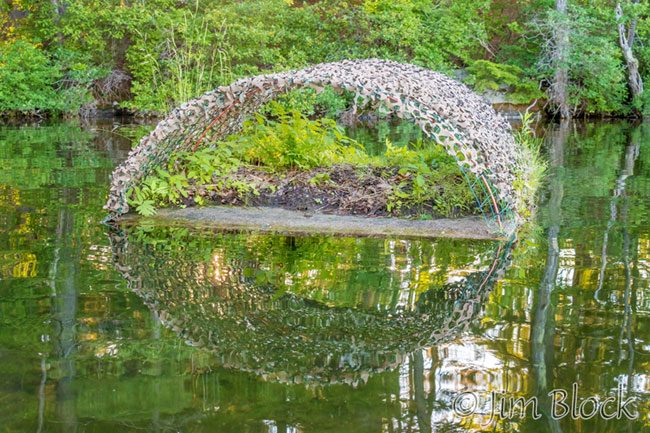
<box><xmin>122</xmin><ymin>206</ymin><xmax>507</xmax><ymax>241</ymax></box>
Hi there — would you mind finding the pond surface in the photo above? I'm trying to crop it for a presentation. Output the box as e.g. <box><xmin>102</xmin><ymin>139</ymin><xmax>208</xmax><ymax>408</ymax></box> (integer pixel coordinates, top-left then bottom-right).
<box><xmin>1</xmin><ymin>120</ymin><xmax>649</xmax><ymax>433</ymax></box>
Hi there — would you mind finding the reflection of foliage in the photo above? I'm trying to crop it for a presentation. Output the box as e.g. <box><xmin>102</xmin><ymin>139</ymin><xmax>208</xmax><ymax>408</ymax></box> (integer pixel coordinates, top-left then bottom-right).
<box><xmin>0</xmin><ymin>124</ymin><xmax>107</xmax><ymax>188</ymax></box>
<box><xmin>508</xmin><ymin>220</ymin><xmax>545</xmax><ymax>272</ymax></box>
<box><xmin>129</xmin><ymin>224</ymin><xmax>497</xmax><ymax>310</ymax></box>
<box><xmin>547</xmin><ymin>122</ymin><xmax>630</xmax><ymax>229</ymax></box>
<box><xmin>3</xmin><ymin>121</ymin><xmax>650</xmax><ymax>432</ymax></box>
<box><xmin>0</xmin><ymin>122</ymin><xmax>128</xmax><ymax>293</ymax></box>
<box><xmin>482</xmin><ymin>122</ymin><xmax>650</xmax><ymax>433</ymax></box>
<box><xmin>0</xmin><ymin>251</ymin><xmax>37</xmax><ymax>278</ymax></box>
<box><xmin>113</xmin><ymin>123</ymin><xmax>156</xmax><ymax>148</ymax></box>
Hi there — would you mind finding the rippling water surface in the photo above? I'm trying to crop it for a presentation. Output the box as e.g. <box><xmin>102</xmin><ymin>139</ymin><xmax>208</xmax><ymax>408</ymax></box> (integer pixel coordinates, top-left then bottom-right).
<box><xmin>0</xmin><ymin>120</ymin><xmax>649</xmax><ymax>432</ymax></box>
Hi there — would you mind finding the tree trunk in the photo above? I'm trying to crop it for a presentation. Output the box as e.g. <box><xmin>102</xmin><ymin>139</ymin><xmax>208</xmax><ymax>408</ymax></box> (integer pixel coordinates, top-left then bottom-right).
<box><xmin>551</xmin><ymin>0</ymin><xmax>572</xmax><ymax>118</ymax></box>
<box><xmin>51</xmin><ymin>0</ymin><xmax>66</xmax><ymax>45</ymax></box>
<box><xmin>616</xmin><ymin>1</ymin><xmax>644</xmax><ymax>101</ymax></box>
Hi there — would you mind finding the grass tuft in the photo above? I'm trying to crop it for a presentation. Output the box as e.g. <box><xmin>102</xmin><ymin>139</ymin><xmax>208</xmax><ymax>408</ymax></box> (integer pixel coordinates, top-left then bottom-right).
<box><xmin>512</xmin><ymin>111</ymin><xmax>547</xmax><ymax>220</ymax></box>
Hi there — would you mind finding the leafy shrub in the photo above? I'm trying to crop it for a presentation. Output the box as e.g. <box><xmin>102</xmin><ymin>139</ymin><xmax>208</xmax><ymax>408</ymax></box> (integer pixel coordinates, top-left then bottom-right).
<box><xmin>0</xmin><ymin>41</ymin><xmax>102</xmax><ymax>115</ymax></box>
<box><xmin>632</xmin><ymin>91</ymin><xmax>650</xmax><ymax>118</ymax></box>
<box><xmin>3</xmin><ymin>0</ymin><xmax>646</xmax><ymax>117</ymax></box>
<box><xmin>127</xmin><ymin>146</ymin><xmax>249</xmax><ymax>216</ymax></box>
<box><xmin>0</xmin><ymin>41</ymin><xmax>62</xmax><ymax>114</ymax></box>
<box><xmin>228</xmin><ymin>103</ymin><xmax>369</xmax><ymax>170</ymax></box>
<box><xmin>382</xmin><ymin>140</ymin><xmax>477</xmax><ymax>216</ymax></box>
<box><xmin>465</xmin><ymin>60</ymin><xmax>543</xmax><ymax>104</ymax></box>
<box><xmin>361</xmin><ymin>0</ymin><xmax>490</xmax><ymax>70</ymax></box>
<box><xmin>262</xmin><ymin>87</ymin><xmax>352</xmax><ymax>119</ymax></box>
<box><xmin>125</xmin><ymin>9</ymin><xmax>232</xmax><ymax>113</ymax></box>
<box><xmin>52</xmin><ymin>48</ymin><xmax>106</xmax><ymax>111</ymax></box>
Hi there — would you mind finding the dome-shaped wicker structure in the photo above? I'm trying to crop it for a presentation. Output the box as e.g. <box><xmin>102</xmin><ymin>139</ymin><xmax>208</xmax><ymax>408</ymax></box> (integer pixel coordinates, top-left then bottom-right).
<box><xmin>105</xmin><ymin>59</ymin><xmax>522</xmax><ymax>229</ymax></box>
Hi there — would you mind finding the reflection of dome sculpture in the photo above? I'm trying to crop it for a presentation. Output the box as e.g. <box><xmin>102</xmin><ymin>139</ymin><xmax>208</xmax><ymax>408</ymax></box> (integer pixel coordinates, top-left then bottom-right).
<box><xmin>109</xmin><ymin>228</ymin><xmax>513</xmax><ymax>385</ymax></box>
<box><xmin>104</xmin><ymin>60</ymin><xmax>522</xmax><ymax>230</ymax></box>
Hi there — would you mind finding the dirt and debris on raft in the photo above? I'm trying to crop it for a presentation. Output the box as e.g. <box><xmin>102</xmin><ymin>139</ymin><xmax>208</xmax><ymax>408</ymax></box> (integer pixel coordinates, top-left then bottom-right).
<box><xmin>179</xmin><ymin>163</ymin><xmax>479</xmax><ymax>219</ymax></box>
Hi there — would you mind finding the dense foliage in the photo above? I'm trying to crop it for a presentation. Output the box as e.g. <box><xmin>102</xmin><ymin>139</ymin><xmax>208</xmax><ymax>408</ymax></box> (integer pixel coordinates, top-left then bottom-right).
<box><xmin>1</xmin><ymin>0</ymin><xmax>648</xmax><ymax>117</ymax></box>
<box><xmin>127</xmin><ymin>105</ymin><xmax>479</xmax><ymax>218</ymax></box>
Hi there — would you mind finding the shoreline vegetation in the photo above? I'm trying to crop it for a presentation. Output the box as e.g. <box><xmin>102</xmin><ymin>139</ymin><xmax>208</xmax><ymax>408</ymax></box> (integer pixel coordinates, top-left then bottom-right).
<box><xmin>1</xmin><ymin>1</ymin><xmax>649</xmax><ymax>120</ymax></box>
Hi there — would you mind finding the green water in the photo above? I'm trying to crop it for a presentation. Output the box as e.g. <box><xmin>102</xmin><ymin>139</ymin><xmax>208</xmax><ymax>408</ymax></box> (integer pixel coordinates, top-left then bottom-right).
<box><xmin>1</xmin><ymin>120</ymin><xmax>649</xmax><ymax>432</ymax></box>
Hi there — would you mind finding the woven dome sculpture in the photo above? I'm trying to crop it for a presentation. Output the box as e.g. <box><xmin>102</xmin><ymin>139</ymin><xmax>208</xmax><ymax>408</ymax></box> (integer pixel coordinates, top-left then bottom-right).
<box><xmin>105</xmin><ymin>59</ymin><xmax>522</xmax><ymax>229</ymax></box>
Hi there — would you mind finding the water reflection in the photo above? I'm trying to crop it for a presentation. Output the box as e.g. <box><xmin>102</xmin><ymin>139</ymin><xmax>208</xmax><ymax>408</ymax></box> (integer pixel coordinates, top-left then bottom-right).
<box><xmin>108</xmin><ymin>226</ymin><xmax>513</xmax><ymax>385</ymax></box>
<box><xmin>0</xmin><ymin>120</ymin><xmax>649</xmax><ymax>432</ymax></box>
<box><xmin>428</xmin><ymin>121</ymin><xmax>650</xmax><ymax>433</ymax></box>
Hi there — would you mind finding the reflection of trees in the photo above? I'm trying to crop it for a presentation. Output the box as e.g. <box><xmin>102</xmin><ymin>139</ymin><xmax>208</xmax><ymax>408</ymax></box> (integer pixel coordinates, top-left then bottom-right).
<box><xmin>527</xmin><ymin>122</ymin><xmax>645</xmax><ymax>433</ymax></box>
<box><xmin>413</xmin><ymin>349</ymin><xmax>432</xmax><ymax>433</ymax></box>
<box><xmin>0</xmin><ymin>123</ymin><xmax>131</xmax><ymax>280</ymax></box>
<box><xmin>305</xmin><ymin>122</ymin><xmax>650</xmax><ymax>433</ymax></box>
<box><xmin>10</xmin><ymin>121</ymin><xmax>650</xmax><ymax>432</ymax></box>
<box><xmin>617</xmin><ymin>133</ymin><xmax>639</xmax><ymax>433</ymax></box>
<box><xmin>0</xmin><ymin>122</ymin><xmax>135</xmax><ymax>432</ymax></box>
<box><xmin>224</xmin><ymin>233</ymin><xmax>499</xmax><ymax>312</ymax></box>
<box><xmin>595</xmin><ymin>141</ymin><xmax>639</xmax><ymax>303</ymax></box>
<box><xmin>530</xmin><ymin>120</ymin><xmax>568</xmax><ymax>433</ymax></box>
<box><xmin>52</xmin><ymin>191</ymin><xmax>79</xmax><ymax>432</ymax></box>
